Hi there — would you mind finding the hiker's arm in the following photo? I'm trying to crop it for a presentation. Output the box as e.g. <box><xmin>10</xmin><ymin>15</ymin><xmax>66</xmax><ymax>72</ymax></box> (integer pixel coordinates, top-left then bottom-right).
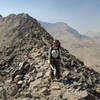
<box><xmin>48</xmin><ymin>47</ymin><xmax>51</xmax><ymax>64</ymax></box>
<box><xmin>59</xmin><ymin>48</ymin><xmax>64</xmax><ymax>61</ymax></box>
<box><xmin>59</xmin><ymin>48</ymin><xmax>63</xmax><ymax>59</ymax></box>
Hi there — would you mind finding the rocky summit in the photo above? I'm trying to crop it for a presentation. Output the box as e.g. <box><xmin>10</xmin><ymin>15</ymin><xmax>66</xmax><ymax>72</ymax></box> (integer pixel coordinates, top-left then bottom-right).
<box><xmin>0</xmin><ymin>13</ymin><xmax>100</xmax><ymax>100</ymax></box>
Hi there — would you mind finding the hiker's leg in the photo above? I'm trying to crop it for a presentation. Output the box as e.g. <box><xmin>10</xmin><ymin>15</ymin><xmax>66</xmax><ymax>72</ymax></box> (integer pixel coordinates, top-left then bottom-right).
<box><xmin>50</xmin><ymin>61</ymin><xmax>55</xmax><ymax>80</ymax></box>
<box><xmin>55</xmin><ymin>61</ymin><xmax>60</xmax><ymax>79</ymax></box>
<box><xmin>50</xmin><ymin>68</ymin><xmax>54</xmax><ymax>80</ymax></box>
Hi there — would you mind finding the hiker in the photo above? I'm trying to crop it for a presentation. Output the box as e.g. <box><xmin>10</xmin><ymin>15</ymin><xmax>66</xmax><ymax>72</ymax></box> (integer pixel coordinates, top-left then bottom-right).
<box><xmin>48</xmin><ymin>40</ymin><xmax>63</xmax><ymax>80</ymax></box>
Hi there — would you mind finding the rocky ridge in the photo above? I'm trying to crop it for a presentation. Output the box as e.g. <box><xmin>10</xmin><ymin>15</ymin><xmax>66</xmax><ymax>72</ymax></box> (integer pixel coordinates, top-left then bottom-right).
<box><xmin>0</xmin><ymin>13</ymin><xmax>100</xmax><ymax>100</ymax></box>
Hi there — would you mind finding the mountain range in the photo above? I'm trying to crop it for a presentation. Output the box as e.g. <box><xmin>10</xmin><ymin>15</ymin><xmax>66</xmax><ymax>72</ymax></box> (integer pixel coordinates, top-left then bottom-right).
<box><xmin>85</xmin><ymin>31</ymin><xmax>100</xmax><ymax>38</ymax></box>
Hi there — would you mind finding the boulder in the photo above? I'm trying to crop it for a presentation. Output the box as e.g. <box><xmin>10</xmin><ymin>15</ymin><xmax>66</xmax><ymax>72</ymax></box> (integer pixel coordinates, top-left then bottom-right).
<box><xmin>36</xmin><ymin>72</ymin><xmax>43</xmax><ymax>79</ymax></box>
<box><xmin>50</xmin><ymin>90</ymin><xmax>62</xmax><ymax>98</ymax></box>
<box><xmin>10</xmin><ymin>84</ymin><xmax>19</xmax><ymax>96</ymax></box>
<box><xmin>38</xmin><ymin>87</ymin><xmax>48</xmax><ymax>95</ymax></box>
<box><xmin>14</xmin><ymin>75</ymin><xmax>23</xmax><ymax>83</ymax></box>
<box><xmin>29</xmin><ymin>79</ymin><xmax>41</xmax><ymax>91</ymax></box>
<box><xmin>78</xmin><ymin>90</ymin><xmax>88</xmax><ymax>100</ymax></box>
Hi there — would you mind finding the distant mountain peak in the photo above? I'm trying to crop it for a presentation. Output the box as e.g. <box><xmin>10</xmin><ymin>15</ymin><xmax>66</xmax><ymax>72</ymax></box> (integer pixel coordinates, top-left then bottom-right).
<box><xmin>0</xmin><ymin>13</ymin><xmax>52</xmax><ymax>49</ymax></box>
<box><xmin>40</xmin><ymin>21</ymin><xmax>86</xmax><ymax>38</ymax></box>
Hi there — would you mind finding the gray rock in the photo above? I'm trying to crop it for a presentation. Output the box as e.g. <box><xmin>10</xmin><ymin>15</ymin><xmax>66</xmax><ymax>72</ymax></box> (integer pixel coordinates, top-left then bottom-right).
<box><xmin>24</xmin><ymin>93</ymin><xmax>33</xmax><ymax>98</ymax></box>
<box><xmin>0</xmin><ymin>86</ymin><xmax>7</xmax><ymax>100</ymax></box>
<box><xmin>39</xmin><ymin>87</ymin><xmax>48</xmax><ymax>95</ymax></box>
<box><xmin>36</xmin><ymin>72</ymin><xmax>43</xmax><ymax>79</ymax></box>
<box><xmin>29</xmin><ymin>79</ymin><xmax>41</xmax><ymax>90</ymax></box>
<box><xmin>19</xmin><ymin>61</ymin><xmax>30</xmax><ymax>73</ymax></box>
<box><xmin>78</xmin><ymin>90</ymin><xmax>88</xmax><ymax>99</ymax></box>
<box><xmin>9</xmin><ymin>83</ymin><xmax>19</xmax><ymax>96</ymax></box>
<box><xmin>50</xmin><ymin>90</ymin><xmax>62</xmax><ymax>98</ymax></box>
<box><xmin>14</xmin><ymin>75</ymin><xmax>23</xmax><ymax>82</ymax></box>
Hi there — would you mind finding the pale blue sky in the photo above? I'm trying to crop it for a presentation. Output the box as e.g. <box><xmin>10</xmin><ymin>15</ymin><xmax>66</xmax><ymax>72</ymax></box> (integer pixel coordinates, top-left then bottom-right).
<box><xmin>0</xmin><ymin>0</ymin><xmax>100</xmax><ymax>34</ymax></box>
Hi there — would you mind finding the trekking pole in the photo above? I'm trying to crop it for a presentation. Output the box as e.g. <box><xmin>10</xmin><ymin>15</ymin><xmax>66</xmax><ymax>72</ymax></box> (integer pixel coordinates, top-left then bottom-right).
<box><xmin>50</xmin><ymin>64</ymin><xmax>56</xmax><ymax>75</ymax></box>
<box><xmin>50</xmin><ymin>64</ymin><xmax>55</xmax><ymax>71</ymax></box>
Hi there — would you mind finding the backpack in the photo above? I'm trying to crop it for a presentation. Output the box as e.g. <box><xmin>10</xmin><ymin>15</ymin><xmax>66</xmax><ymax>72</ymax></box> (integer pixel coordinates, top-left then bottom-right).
<box><xmin>50</xmin><ymin>46</ymin><xmax>60</xmax><ymax>59</ymax></box>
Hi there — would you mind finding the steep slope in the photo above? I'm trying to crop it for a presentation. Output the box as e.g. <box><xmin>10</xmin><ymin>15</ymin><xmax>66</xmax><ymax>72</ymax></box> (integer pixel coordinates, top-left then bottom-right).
<box><xmin>0</xmin><ymin>14</ymin><xmax>100</xmax><ymax>100</ymax></box>
<box><xmin>40</xmin><ymin>21</ymin><xmax>100</xmax><ymax>68</ymax></box>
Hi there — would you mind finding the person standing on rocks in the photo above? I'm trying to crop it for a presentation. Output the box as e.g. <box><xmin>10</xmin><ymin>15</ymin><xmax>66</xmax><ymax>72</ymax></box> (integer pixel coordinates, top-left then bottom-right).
<box><xmin>48</xmin><ymin>40</ymin><xmax>63</xmax><ymax>80</ymax></box>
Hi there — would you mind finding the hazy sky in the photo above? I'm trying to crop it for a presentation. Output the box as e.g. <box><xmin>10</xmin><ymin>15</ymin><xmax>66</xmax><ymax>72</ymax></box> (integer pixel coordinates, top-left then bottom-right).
<box><xmin>0</xmin><ymin>0</ymin><xmax>100</xmax><ymax>34</ymax></box>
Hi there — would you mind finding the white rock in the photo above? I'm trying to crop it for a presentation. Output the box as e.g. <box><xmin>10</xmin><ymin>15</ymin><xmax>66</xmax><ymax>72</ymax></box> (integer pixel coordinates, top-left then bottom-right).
<box><xmin>51</xmin><ymin>85</ymin><xmax>60</xmax><ymax>90</ymax></box>
<box><xmin>19</xmin><ymin>62</ymin><xmax>24</xmax><ymax>69</ymax></box>
<box><xmin>17</xmin><ymin>80</ymin><xmax>24</xmax><ymax>85</ymax></box>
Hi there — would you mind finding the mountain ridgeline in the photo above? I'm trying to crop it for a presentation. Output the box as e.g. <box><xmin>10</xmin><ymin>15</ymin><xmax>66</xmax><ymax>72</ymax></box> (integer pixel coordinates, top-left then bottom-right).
<box><xmin>0</xmin><ymin>13</ymin><xmax>100</xmax><ymax>100</ymax></box>
<box><xmin>0</xmin><ymin>14</ymin><xmax>52</xmax><ymax>49</ymax></box>
<box><xmin>40</xmin><ymin>21</ymin><xmax>86</xmax><ymax>39</ymax></box>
